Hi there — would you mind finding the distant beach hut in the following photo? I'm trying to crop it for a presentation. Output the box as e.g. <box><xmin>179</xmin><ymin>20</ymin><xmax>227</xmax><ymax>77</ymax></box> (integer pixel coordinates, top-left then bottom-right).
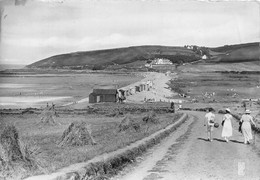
<box><xmin>124</xmin><ymin>89</ymin><xmax>130</xmax><ymax>96</ymax></box>
<box><xmin>140</xmin><ymin>83</ymin><xmax>146</xmax><ymax>91</ymax></box>
<box><xmin>135</xmin><ymin>86</ymin><xmax>141</xmax><ymax>92</ymax></box>
<box><xmin>139</xmin><ymin>84</ymin><xmax>143</xmax><ymax>91</ymax></box>
<box><xmin>129</xmin><ymin>87</ymin><xmax>136</xmax><ymax>94</ymax></box>
<box><xmin>89</xmin><ymin>89</ymin><xmax>117</xmax><ymax>103</ymax></box>
<box><xmin>143</xmin><ymin>83</ymin><xmax>146</xmax><ymax>91</ymax></box>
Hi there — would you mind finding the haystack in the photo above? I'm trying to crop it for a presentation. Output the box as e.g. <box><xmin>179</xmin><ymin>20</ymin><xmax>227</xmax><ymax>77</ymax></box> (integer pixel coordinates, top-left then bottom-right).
<box><xmin>0</xmin><ymin>125</ymin><xmax>23</xmax><ymax>162</ymax></box>
<box><xmin>0</xmin><ymin>126</ymin><xmax>46</xmax><ymax>180</ymax></box>
<box><xmin>39</xmin><ymin>107</ymin><xmax>58</xmax><ymax>125</ymax></box>
<box><xmin>118</xmin><ymin>114</ymin><xmax>140</xmax><ymax>132</ymax></box>
<box><xmin>59</xmin><ymin>122</ymin><xmax>97</xmax><ymax>147</ymax></box>
<box><xmin>142</xmin><ymin>111</ymin><xmax>159</xmax><ymax>124</ymax></box>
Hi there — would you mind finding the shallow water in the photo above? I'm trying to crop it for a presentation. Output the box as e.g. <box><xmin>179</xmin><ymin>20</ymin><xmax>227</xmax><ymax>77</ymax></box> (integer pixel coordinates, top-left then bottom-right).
<box><xmin>0</xmin><ymin>72</ymin><xmax>142</xmax><ymax>108</ymax></box>
<box><xmin>0</xmin><ymin>83</ymin><xmax>35</xmax><ymax>88</ymax></box>
<box><xmin>0</xmin><ymin>96</ymin><xmax>72</xmax><ymax>108</ymax></box>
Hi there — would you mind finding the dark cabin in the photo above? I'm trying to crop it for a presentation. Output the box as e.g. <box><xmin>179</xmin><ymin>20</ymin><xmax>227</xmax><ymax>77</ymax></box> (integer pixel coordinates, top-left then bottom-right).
<box><xmin>135</xmin><ymin>86</ymin><xmax>140</xmax><ymax>92</ymax></box>
<box><xmin>89</xmin><ymin>89</ymin><xmax>117</xmax><ymax>103</ymax></box>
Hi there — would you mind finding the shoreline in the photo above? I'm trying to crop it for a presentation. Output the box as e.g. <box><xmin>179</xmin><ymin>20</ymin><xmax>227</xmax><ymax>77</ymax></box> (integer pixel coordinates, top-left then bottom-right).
<box><xmin>0</xmin><ymin>71</ymin><xmax>143</xmax><ymax>109</ymax></box>
<box><xmin>0</xmin><ymin>71</ymin><xmax>178</xmax><ymax>110</ymax></box>
<box><xmin>70</xmin><ymin>72</ymin><xmax>178</xmax><ymax>109</ymax></box>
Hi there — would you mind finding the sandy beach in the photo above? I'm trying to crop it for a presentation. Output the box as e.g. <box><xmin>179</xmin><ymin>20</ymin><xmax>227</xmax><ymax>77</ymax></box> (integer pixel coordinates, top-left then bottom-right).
<box><xmin>124</xmin><ymin>72</ymin><xmax>177</xmax><ymax>103</ymax></box>
<box><xmin>69</xmin><ymin>72</ymin><xmax>178</xmax><ymax>109</ymax></box>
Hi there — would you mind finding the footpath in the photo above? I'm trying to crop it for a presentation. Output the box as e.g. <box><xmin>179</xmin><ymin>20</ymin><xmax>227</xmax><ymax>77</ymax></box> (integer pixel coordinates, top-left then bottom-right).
<box><xmin>115</xmin><ymin>111</ymin><xmax>260</xmax><ymax>180</ymax></box>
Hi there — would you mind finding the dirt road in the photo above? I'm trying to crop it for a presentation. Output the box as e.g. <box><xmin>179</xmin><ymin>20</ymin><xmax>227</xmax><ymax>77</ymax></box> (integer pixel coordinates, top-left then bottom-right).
<box><xmin>112</xmin><ymin>111</ymin><xmax>260</xmax><ymax>180</ymax></box>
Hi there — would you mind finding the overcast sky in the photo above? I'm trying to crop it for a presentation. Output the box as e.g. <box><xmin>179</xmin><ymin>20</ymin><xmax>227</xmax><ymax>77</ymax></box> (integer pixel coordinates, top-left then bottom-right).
<box><xmin>0</xmin><ymin>0</ymin><xmax>259</xmax><ymax>65</ymax></box>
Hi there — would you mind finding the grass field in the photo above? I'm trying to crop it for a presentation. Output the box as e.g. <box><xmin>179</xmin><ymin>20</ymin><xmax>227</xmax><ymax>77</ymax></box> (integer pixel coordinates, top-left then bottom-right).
<box><xmin>0</xmin><ymin>102</ymin><xmax>181</xmax><ymax>179</ymax></box>
<box><xmin>170</xmin><ymin>72</ymin><xmax>260</xmax><ymax>101</ymax></box>
<box><xmin>168</xmin><ymin>67</ymin><xmax>260</xmax><ymax>123</ymax></box>
<box><xmin>1</xmin><ymin>61</ymin><xmax>260</xmax><ymax>179</ymax></box>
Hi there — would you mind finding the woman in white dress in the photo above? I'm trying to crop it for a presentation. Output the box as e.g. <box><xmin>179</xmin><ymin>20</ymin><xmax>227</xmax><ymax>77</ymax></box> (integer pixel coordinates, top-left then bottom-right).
<box><xmin>240</xmin><ymin>109</ymin><xmax>256</xmax><ymax>144</ymax></box>
<box><xmin>221</xmin><ymin>108</ymin><xmax>233</xmax><ymax>142</ymax></box>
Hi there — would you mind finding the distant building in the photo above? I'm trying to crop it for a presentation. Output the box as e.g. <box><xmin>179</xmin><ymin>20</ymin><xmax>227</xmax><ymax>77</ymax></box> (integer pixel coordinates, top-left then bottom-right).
<box><xmin>135</xmin><ymin>85</ymin><xmax>141</xmax><ymax>92</ymax></box>
<box><xmin>89</xmin><ymin>89</ymin><xmax>118</xmax><ymax>103</ymax></box>
<box><xmin>185</xmin><ymin>45</ymin><xmax>195</xmax><ymax>50</ymax></box>
<box><xmin>202</xmin><ymin>55</ymin><xmax>208</xmax><ymax>60</ymax></box>
<box><xmin>153</xmin><ymin>58</ymin><xmax>172</xmax><ymax>65</ymax></box>
<box><xmin>145</xmin><ymin>63</ymin><xmax>152</xmax><ymax>68</ymax></box>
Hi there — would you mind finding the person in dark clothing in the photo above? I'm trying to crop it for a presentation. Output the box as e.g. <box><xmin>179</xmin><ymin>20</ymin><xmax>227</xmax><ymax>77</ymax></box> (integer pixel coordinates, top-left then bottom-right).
<box><xmin>170</xmin><ymin>101</ymin><xmax>175</xmax><ymax>113</ymax></box>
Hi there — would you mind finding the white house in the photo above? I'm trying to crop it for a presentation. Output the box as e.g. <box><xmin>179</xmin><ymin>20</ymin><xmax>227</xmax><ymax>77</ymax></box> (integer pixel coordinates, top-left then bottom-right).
<box><xmin>153</xmin><ymin>58</ymin><xmax>172</xmax><ymax>65</ymax></box>
<box><xmin>202</xmin><ymin>55</ymin><xmax>208</xmax><ymax>60</ymax></box>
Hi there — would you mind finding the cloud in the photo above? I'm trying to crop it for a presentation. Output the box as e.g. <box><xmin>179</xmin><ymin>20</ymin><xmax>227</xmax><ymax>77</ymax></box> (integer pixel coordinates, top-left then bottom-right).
<box><xmin>1</xmin><ymin>0</ymin><xmax>260</xmax><ymax>65</ymax></box>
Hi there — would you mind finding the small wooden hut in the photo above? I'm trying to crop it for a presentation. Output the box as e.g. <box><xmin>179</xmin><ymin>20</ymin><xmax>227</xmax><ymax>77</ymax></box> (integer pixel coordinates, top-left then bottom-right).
<box><xmin>89</xmin><ymin>89</ymin><xmax>117</xmax><ymax>103</ymax></box>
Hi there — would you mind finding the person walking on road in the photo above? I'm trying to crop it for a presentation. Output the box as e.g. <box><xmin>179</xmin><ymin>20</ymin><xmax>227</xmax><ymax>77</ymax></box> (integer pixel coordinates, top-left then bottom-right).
<box><xmin>204</xmin><ymin>108</ymin><xmax>215</xmax><ymax>142</ymax></box>
<box><xmin>240</xmin><ymin>109</ymin><xmax>256</xmax><ymax>144</ymax></box>
<box><xmin>221</xmin><ymin>108</ymin><xmax>233</xmax><ymax>142</ymax></box>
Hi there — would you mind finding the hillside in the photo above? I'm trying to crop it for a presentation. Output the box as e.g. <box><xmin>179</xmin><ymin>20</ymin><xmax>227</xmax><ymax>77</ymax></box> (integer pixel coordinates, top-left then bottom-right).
<box><xmin>26</xmin><ymin>43</ymin><xmax>260</xmax><ymax>70</ymax></box>
<box><xmin>208</xmin><ymin>42</ymin><xmax>260</xmax><ymax>63</ymax></box>
<box><xmin>26</xmin><ymin>46</ymin><xmax>200</xmax><ymax>69</ymax></box>
<box><xmin>209</xmin><ymin>42</ymin><xmax>259</xmax><ymax>52</ymax></box>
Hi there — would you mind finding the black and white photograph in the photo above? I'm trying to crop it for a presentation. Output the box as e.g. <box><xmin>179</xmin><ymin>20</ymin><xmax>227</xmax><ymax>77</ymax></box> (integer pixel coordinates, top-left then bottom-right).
<box><xmin>0</xmin><ymin>0</ymin><xmax>260</xmax><ymax>179</ymax></box>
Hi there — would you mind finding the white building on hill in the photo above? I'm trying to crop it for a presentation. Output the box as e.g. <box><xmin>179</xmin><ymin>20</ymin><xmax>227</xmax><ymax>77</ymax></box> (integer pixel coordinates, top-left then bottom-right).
<box><xmin>153</xmin><ymin>58</ymin><xmax>172</xmax><ymax>65</ymax></box>
<box><xmin>202</xmin><ymin>55</ymin><xmax>208</xmax><ymax>60</ymax></box>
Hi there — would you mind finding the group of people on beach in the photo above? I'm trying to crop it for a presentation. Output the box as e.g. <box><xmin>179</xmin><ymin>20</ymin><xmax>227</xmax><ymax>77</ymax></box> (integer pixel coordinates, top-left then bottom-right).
<box><xmin>205</xmin><ymin>108</ymin><xmax>256</xmax><ymax>144</ymax></box>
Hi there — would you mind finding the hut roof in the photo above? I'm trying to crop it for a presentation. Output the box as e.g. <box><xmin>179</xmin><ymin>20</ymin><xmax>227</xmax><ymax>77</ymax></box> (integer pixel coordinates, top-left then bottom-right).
<box><xmin>93</xmin><ymin>89</ymin><xmax>117</xmax><ymax>95</ymax></box>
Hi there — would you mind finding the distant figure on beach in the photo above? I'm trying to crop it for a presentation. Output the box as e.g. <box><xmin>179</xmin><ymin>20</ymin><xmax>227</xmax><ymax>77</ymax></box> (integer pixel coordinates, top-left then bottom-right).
<box><xmin>242</xmin><ymin>101</ymin><xmax>246</xmax><ymax>110</ymax></box>
<box><xmin>240</xmin><ymin>109</ymin><xmax>256</xmax><ymax>144</ymax></box>
<box><xmin>178</xmin><ymin>104</ymin><xmax>182</xmax><ymax>110</ymax></box>
<box><xmin>170</xmin><ymin>101</ymin><xmax>175</xmax><ymax>113</ymax></box>
<box><xmin>52</xmin><ymin>103</ymin><xmax>55</xmax><ymax>110</ymax></box>
<box><xmin>170</xmin><ymin>101</ymin><xmax>175</xmax><ymax>109</ymax></box>
<box><xmin>117</xmin><ymin>89</ymin><xmax>126</xmax><ymax>103</ymax></box>
<box><xmin>204</xmin><ymin>108</ymin><xmax>215</xmax><ymax>141</ymax></box>
<box><xmin>46</xmin><ymin>103</ymin><xmax>49</xmax><ymax>107</ymax></box>
<box><xmin>221</xmin><ymin>108</ymin><xmax>233</xmax><ymax>142</ymax></box>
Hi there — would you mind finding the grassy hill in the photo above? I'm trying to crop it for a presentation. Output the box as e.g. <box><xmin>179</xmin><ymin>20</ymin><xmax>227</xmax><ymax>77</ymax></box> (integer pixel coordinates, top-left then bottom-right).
<box><xmin>208</xmin><ymin>42</ymin><xmax>260</xmax><ymax>63</ymax></box>
<box><xmin>26</xmin><ymin>42</ymin><xmax>260</xmax><ymax>70</ymax></box>
<box><xmin>26</xmin><ymin>46</ymin><xmax>200</xmax><ymax>69</ymax></box>
<box><xmin>209</xmin><ymin>42</ymin><xmax>259</xmax><ymax>52</ymax></box>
